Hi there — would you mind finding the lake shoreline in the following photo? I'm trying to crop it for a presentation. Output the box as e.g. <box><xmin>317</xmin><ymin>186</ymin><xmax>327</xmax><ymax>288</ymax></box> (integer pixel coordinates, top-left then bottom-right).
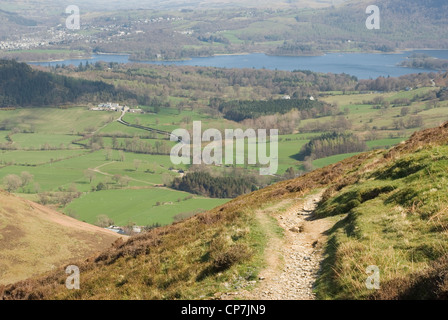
<box><xmin>18</xmin><ymin>46</ymin><xmax>448</xmax><ymax>64</ymax></box>
<box><xmin>28</xmin><ymin>49</ymin><xmax>448</xmax><ymax>79</ymax></box>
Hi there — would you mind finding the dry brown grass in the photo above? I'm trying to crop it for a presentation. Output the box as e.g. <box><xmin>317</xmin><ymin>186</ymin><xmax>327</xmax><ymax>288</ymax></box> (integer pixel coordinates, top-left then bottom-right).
<box><xmin>0</xmin><ymin>191</ymin><xmax>124</xmax><ymax>286</ymax></box>
<box><xmin>371</xmin><ymin>255</ymin><xmax>448</xmax><ymax>300</ymax></box>
<box><xmin>386</xmin><ymin>121</ymin><xmax>448</xmax><ymax>160</ymax></box>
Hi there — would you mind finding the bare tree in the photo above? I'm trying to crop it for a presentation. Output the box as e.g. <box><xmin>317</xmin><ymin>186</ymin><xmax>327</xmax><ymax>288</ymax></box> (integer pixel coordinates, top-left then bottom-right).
<box><xmin>104</xmin><ymin>148</ymin><xmax>113</xmax><ymax>161</ymax></box>
<box><xmin>95</xmin><ymin>215</ymin><xmax>114</xmax><ymax>228</ymax></box>
<box><xmin>3</xmin><ymin>174</ymin><xmax>22</xmax><ymax>192</ymax></box>
<box><xmin>20</xmin><ymin>171</ymin><xmax>34</xmax><ymax>189</ymax></box>
<box><xmin>84</xmin><ymin>170</ymin><xmax>96</xmax><ymax>184</ymax></box>
<box><xmin>162</xmin><ymin>173</ymin><xmax>173</xmax><ymax>186</ymax></box>
<box><xmin>58</xmin><ymin>193</ymin><xmax>74</xmax><ymax>207</ymax></box>
<box><xmin>119</xmin><ymin>175</ymin><xmax>131</xmax><ymax>187</ymax></box>
<box><xmin>38</xmin><ymin>192</ymin><xmax>50</xmax><ymax>205</ymax></box>
<box><xmin>119</xmin><ymin>150</ymin><xmax>126</xmax><ymax>162</ymax></box>
<box><xmin>134</xmin><ymin>159</ymin><xmax>142</xmax><ymax>171</ymax></box>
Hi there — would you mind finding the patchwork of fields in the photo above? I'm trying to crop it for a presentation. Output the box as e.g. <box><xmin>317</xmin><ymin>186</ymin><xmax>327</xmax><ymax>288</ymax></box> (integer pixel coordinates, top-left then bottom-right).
<box><xmin>1</xmin><ymin>86</ymin><xmax>446</xmax><ymax>228</ymax></box>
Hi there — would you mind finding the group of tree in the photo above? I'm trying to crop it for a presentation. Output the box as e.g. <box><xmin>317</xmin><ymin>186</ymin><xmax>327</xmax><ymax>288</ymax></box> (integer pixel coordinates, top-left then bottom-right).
<box><xmin>0</xmin><ymin>59</ymin><xmax>137</xmax><ymax>107</ymax></box>
<box><xmin>88</xmin><ymin>135</ymin><xmax>171</xmax><ymax>155</ymax></box>
<box><xmin>95</xmin><ymin>214</ymin><xmax>115</xmax><ymax>228</ymax></box>
<box><xmin>437</xmin><ymin>87</ymin><xmax>448</xmax><ymax>101</ymax></box>
<box><xmin>399</xmin><ymin>54</ymin><xmax>448</xmax><ymax>71</ymax></box>
<box><xmin>171</xmin><ymin>171</ymin><xmax>258</xmax><ymax>199</ymax></box>
<box><xmin>269</xmin><ymin>42</ymin><xmax>321</xmax><ymax>56</ymax></box>
<box><xmin>75</xmin><ymin>64</ymin><xmax>357</xmax><ymax>110</ymax></box>
<box><xmin>300</xmin><ymin>116</ymin><xmax>352</xmax><ymax>133</ymax></box>
<box><xmin>197</xmin><ymin>35</ymin><xmax>231</xmax><ymax>45</ymax></box>
<box><xmin>393</xmin><ymin>115</ymin><xmax>424</xmax><ymax>130</ymax></box>
<box><xmin>356</xmin><ymin>72</ymin><xmax>448</xmax><ymax>92</ymax></box>
<box><xmin>113</xmin><ymin>137</ymin><xmax>171</xmax><ymax>155</ymax></box>
<box><xmin>298</xmin><ymin>132</ymin><xmax>367</xmax><ymax>161</ymax></box>
<box><xmin>241</xmin><ymin>109</ymin><xmax>301</xmax><ymax>135</ymax></box>
<box><xmin>215</xmin><ymin>98</ymin><xmax>334</xmax><ymax>122</ymax></box>
<box><xmin>2</xmin><ymin>171</ymin><xmax>34</xmax><ymax>192</ymax></box>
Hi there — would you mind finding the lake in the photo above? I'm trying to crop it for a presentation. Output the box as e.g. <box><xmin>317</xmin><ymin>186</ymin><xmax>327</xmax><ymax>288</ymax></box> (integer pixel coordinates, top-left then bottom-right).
<box><xmin>30</xmin><ymin>50</ymin><xmax>448</xmax><ymax>80</ymax></box>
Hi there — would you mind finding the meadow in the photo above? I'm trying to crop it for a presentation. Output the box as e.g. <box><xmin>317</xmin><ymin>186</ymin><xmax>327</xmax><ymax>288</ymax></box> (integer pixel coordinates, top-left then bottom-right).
<box><xmin>2</xmin><ymin>81</ymin><xmax>446</xmax><ymax>228</ymax></box>
<box><xmin>0</xmin><ymin>107</ymin><xmax>228</xmax><ymax>228</ymax></box>
<box><xmin>65</xmin><ymin>188</ymin><xmax>228</xmax><ymax>226</ymax></box>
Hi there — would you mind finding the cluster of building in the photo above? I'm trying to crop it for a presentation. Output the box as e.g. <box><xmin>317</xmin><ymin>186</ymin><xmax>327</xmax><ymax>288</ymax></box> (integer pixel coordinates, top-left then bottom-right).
<box><xmin>105</xmin><ymin>225</ymin><xmax>142</xmax><ymax>235</ymax></box>
<box><xmin>135</xmin><ymin>16</ymin><xmax>183</xmax><ymax>24</ymax></box>
<box><xmin>0</xmin><ymin>28</ymin><xmax>86</xmax><ymax>51</ymax></box>
<box><xmin>90</xmin><ymin>103</ymin><xmax>144</xmax><ymax>113</ymax></box>
<box><xmin>0</xmin><ymin>38</ymin><xmax>46</xmax><ymax>50</ymax></box>
<box><xmin>90</xmin><ymin>102</ymin><xmax>122</xmax><ymax>111</ymax></box>
<box><xmin>281</xmin><ymin>95</ymin><xmax>315</xmax><ymax>100</ymax></box>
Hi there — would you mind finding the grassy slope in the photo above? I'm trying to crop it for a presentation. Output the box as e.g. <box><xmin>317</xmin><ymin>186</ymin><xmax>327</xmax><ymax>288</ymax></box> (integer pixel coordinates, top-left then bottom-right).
<box><xmin>2</xmin><ymin>122</ymin><xmax>448</xmax><ymax>300</ymax></box>
<box><xmin>2</xmin><ymin>108</ymin><xmax>115</xmax><ymax>133</ymax></box>
<box><xmin>314</xmin><ymin>122</ymin><xmax>448</xmax><ymax>299</ymax></box>
<box><xmin>0</xmin><ymin>191</ymin><xmax>124</xmax><ymax>286</ymax></box>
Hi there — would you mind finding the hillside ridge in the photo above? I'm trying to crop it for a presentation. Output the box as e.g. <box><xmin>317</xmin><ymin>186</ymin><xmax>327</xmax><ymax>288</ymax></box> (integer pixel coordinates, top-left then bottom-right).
<box><xmin>0</xmin><ymin>190</ymin><xmax>125</xmax><ymax>286</ymax></box>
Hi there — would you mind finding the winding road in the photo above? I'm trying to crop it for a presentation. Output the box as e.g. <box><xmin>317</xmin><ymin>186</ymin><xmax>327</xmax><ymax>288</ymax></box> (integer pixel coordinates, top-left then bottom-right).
<box><xmin>117</xmin><ymin>107</ymin><xmax>180</xmax><ymax>141</ymax></box>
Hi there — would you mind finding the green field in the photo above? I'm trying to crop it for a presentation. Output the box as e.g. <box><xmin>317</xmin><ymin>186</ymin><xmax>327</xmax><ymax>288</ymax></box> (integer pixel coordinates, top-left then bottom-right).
<box><xmin>0</xmin><ymin>149</ymin><xmax>88</xmax><ymax>166</ymax></box>
<box><xmin>10</xmin><ymin>133</ymin><xmax>80</xmax><ymax>149</ymax></box>
<box><xmin>0</xmin><ymin>150</ymin><xmax>185</xmax><ymax>192</ymax></box>
<box><xmin>0</xmin><ymin>108</ymin><xmax>115</xmax><ymax>134</ymax></box>
<box><xmin>276</xmin><ymin>138</ymin><xmax>308</xmax><ymax>172</ymax></box>
<box><xmin>1</xmin><ymin>83</ymin><xmax>444</xmax><ymax>228</ymax></box>
<box><xmin>366</xmin><ymin>138</ymin><xmax>406</xmax><ymax>149</ymax></box>
<box><xmin>65</xmin><ymin>188</ymin><xmax>228</xmax><ymax>226</ymax></box>
<box><xmin>320</xmin><ymin>88</ymin><xmax>448</xmax><ymax>136</ymax></box>
<box><xmin>122</xmin><ymin>108</ymin><xmax>241</xmax><ymax>133</ymax></box>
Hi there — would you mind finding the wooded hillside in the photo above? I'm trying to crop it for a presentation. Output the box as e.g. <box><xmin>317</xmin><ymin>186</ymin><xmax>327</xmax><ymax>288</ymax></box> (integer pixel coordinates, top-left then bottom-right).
<box><xmin>0</xmin><ymin>60</ymin><xmax>136</xmax><ymax>107</ymax></box>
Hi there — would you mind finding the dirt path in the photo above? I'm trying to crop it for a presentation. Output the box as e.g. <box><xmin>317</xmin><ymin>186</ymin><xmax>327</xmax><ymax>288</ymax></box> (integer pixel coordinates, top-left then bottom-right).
<box><xmin>90</xmin><ymin>162</ymin><xmax>156</xmax><ymax>186</ymax></box>
<box><xmin>242</xmin><ymin>191</ymin><xmax>331</xmax><ymax>300</ymax></box>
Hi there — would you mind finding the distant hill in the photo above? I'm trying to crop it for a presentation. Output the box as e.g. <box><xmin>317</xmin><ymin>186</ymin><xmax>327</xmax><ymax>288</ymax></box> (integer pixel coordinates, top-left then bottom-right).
<box><xmin>0</xmin><ymin>191</ymin><xmax>124</xmax><ymax>285</ymax></box>
<box><xmin>2</xmin><ymin>121</ymin><xmax>448</xmax><ymax>299</ymax></box>
<box><xmin>270</xmin><ymin>0</ymin><xmax>448</xmax><ymax>55</ymax></box>
<box><xmin>1</xmin><ymin>0</ymin><xmax>348</xmax><ymax>12</ymax></box>
<box><xmin>0</xmin><ymin>60</ymin><xmax>136</xmax><ymax>108</ymax></box>
<box><xmin>0</xmin><ymin>9</ymin><xmax>37</xmax><ymax>27</ymax></box>
<box><xmin>345</xmin><ymin>0</ymin><xmax>448</xmax><ymax>23</ymax></box>
<box><xmin>0</xmin><ymin>8</ymin><xmax>39</xmax><ymax>40</ymax></box>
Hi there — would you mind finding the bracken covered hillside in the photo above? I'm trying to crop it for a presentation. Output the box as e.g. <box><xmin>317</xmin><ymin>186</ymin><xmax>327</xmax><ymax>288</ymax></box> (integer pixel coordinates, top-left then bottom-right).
<box><xmin>0</xmin><ymin>191</ymin><xmax>124</xmax><ymax>286</ymax></box>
